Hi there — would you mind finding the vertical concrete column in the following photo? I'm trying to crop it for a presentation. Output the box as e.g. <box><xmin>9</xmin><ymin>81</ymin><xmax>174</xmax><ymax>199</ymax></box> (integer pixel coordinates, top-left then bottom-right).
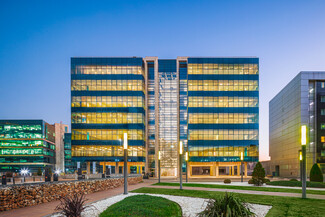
<box><xmin>115</xmin><ymin>162</ymin><xmax>119</xmax><ymax>174</ymax></box>
<box><xmin>92</xmin><ymin>162</ymin><xmax>96</xmax><ymax>174</ymax></box>
<box><xmin>216</xmin><ymin>166</ymin><xmax>219</xmax><ymax>177</ymax></box>
<box><xmin>237</xmin><ymin>165</ymin><xmax>240</xmax><ymax>176</ymax></box>
<box><xmin>103</xmin><ymin>162</ymin><xmax>106</xmax><ymax>174</ymax></box>
<box><xmin>245</xmin><ymin>162</ymin><xmax>248</xmax><ymax>177</ymax></box>
<box><xmin>87</xmin><ymin>162</ymin><xmax>90</xmax><ymax>174</ymax></box>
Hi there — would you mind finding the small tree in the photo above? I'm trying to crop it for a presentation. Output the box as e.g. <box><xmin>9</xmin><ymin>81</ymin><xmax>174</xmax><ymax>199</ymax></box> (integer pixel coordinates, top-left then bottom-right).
<box><xmin>310</xmin><ymin>163</ymin><xmax>323</xmax><ymax>182</ymax></box>
<box><xmin>37</xmin><ymin>167</ymin><xmax>42</xmax><ymax>176</ymax></box>
<box><xmin>252</xmin><ymin>162</ymin><xmax>265</xmax><ymax>186</ymax></box>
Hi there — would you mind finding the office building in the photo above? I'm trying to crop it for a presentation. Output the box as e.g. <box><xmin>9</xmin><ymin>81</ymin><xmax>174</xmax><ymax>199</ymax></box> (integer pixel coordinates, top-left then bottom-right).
<box><xmin>71</xmin><ymin>57</ymin><xmax>259</xmax><ymax>177</ymax></box>
<box><xmin>269</xmin><ymin>71</ymin><xmax>325</xmax><ymax>177</ymax></box>
<box><xmin>63</xmin><ymin>133</ymin><xmax>73</xmax><ymax>173</ymax></box>
<box><xmin>0</xmin><ymin>120</ymin><xmax>56</xmax><ymax>173</ymax></box>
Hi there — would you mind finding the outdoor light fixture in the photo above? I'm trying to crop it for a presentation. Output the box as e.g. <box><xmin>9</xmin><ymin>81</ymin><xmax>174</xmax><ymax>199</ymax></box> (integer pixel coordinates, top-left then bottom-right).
<box><xmin>179</xmin><ymin>141</ymin><xmax>183</xmax><ymax>155</ymax></box>
<box><xmin>301</xmin><ymin>125</ymin><xmax>307</xmax><ymax>199</ymax></box>
<box><xmin>55</xmin><ymin>169</ymin><xmax>61</xmax><ymax>175</ymax></box>
<box><xmin>123</xmin><ymin>133</ymin><xmax>128</xmax><ymax>194</ymax></box>
<box><xmin>185</xmin><ymin>151</ymin><xmax>189</xmax><ymax>183</ymax></box>
<box><xmin>158</xmin><ymin>151</ymin><xmax>161</xmax><ymax>183</ymax></box>
<box><xmin>185</xmin><ymin>151</ymin><xmax>188</xmax><ymax>161</ymax></box>
<box><xmin>20</xmin><ymin>168</ymin><xmax>29</xmax><ymax>182</ymax></box>
<box><xmin>299</xmin><ymin>151</ymin><xmax>302</xmax><ymax>161</ymax></box>
<box><xmin>240</xmin><ymin>152</ymin><xmax>244</xmax><ymax>182</ymax></box>
<box><xmin>179</xmin><ymin>141</ymin><xmax>183</xmax><ymax>190</ymax></box>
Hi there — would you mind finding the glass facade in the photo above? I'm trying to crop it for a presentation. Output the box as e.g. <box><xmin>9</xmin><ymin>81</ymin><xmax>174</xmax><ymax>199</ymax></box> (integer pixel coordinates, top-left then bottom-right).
<box><xmin>0</xmin><ymin>120</ymin><xmax>56</xmax><ymax>172</ymax></box>
<box><xmin>71</xmin><ymin>58</ymin><xmax>146</xmax><ymax>173</ymax></box>
<box><xmin>71</xmin><ymin>57</ymin><xmax>259</xmax><ymax>176</ymax></box>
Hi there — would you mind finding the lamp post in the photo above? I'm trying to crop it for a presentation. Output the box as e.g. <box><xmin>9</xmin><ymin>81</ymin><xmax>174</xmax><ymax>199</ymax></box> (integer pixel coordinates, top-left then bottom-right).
<box><xmin>185</xmin><ymin>151</ymin><xmax>188</xmax><ymax>183</ymax></box>
<box><xmin>158</xmin><ymin>151</ymin><xmax>161</xmax><ymax>183</ymax></box>
<box><xmin>179</xmin><ymin>141</ymin><xmax>183</xmax><ymax>190</ymax></box>
<box><xmin>240</xmin><ymin>152</ymin><xmax>244</xmax><ymax>182</ymax></box>
<box><xmin>301</xmin><ymin>125</ymin><xmax>307</xmax><ymax>199</ymax></box>
<box><xmin>299</xmin><ymin>150</ymin><xmax>303</xmax><ymax>182</ymax></box>
<box><xmin>123</xmin><ymin>133</ymin><xmax>128</xmax><ymax>195</ymax></box>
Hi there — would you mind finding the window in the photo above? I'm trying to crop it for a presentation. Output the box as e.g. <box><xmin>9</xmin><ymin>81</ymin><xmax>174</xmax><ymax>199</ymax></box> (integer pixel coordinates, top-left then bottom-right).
<box><xmin>321</xmin><ymin>96</ymin><xmax>325</xmax><ymax>102</ymax></box>
<box><xmin>321</xmin><ymin>136</ymin><xmax>325</xmax><ymax>142</ymax></box>
<box><xmin>321</xmin><ymin>124</ymin><xmax>325</xmax><ymax>130</ymax></box>
<box><xmin>322</xmin><ymin>82</ymin><xmax>325</xmax><ymax>88</ymax></box>
<box><xmin>322</xmin><ymin>109</ymin><xmax>325</xmax><ymax>115</ymax></box>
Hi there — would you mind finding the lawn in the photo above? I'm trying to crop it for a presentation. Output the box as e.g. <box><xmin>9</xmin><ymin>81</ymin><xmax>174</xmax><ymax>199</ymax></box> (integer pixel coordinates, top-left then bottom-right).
<box><xmin>153</xmin><ymin>182</ymin><xmax>325</xmax><ymax>195</ymax></box>
<box><xmin>99</xmin><ymin>195</ymin><xmax>182</xmax><ymax>217</ymax></box>
<box><xmin>266</xmin><ymin>180</ymin><xmax>325</xmax><ymax>188</ymax></box>
<box><xmin>132</xmin><ymin>187</ymin><xmax>325</xmax><ymax>217</ymax></box>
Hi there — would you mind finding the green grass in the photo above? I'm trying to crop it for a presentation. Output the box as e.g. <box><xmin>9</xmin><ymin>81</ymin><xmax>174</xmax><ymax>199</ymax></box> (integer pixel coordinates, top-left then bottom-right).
<box><xmin>99</xmin><ymin>194</ymin><xmax>182</xmax><ymax>217</ymax></box>
<box><xmin>267</xmin><ymin>180</ymin><xmax>325</xmax><ymax>188</ymax></box>
<box><xmin>153</xmin><ymin>182</ymin><xmax>325</xmax><ymax>195</ymax></box>
<box><xmin>132</xmin><ymin>187</ymin><xmax>325</xmax><ymax>217</ymax></box>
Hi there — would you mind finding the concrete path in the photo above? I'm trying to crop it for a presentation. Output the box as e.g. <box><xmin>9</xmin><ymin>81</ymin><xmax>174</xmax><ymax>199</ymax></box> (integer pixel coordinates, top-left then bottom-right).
<box><xmin>0</xmin><ymin>180</ymin><xmax>155</xmax><ymax>217</ymax></box>
<box><xmin>148</xmin><ymin>185</ymin><xmax>325</xmax><ymax>200</ymax></box>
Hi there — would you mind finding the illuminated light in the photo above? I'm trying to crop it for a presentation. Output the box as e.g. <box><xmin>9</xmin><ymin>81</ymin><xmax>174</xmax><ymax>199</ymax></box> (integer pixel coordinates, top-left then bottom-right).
<box><xmin>20</xmin><ymin>168</ymin><xmax>29</xmax><ymax>176</ymax></box>
<box><xmin>185</xmin><ymin>152</ymin><xmax>188</xmax><ymax>161</ymax></box>
<box><xmin>179</xmin><ymin>141</ymin><xmax>183</xmax><ymax>155</ymax></box>
<box><xmin>55</xmin><ymin>169</ymin><xmax>61</xmax><ymax>175</ymax></box>
<box><xmin>299</xmin><ymin>151</ymin><xmax>303</xmax><ymax>161</ymax></box>
<box><xmin>240</xmin><ymin>152</ymin><xmax>244</xmax><ymax>161</ymax></box>
<box><xmin>301</xmin><ymin>125</ymin><xmax>307</xmax><ymax>145</ymax></box>
<box><xmin>123</xmin><ymin>133</ymin><xmax>128</xmax><ymax>149</ymax></box>
<box><xmin>158</xmin><ymin>151</ymin><xmax>161</xmax><ymax>160</ymax></box>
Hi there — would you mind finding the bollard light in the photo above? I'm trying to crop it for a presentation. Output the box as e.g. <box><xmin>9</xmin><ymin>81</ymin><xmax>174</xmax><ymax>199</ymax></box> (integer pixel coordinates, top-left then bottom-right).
<box><xmin>179</xmin><ymin>141</ymin><xmax>183</xmax><ymax>190</ymax></box>
<box><xmin>123</xmin><ymin>133</ymin><xmax>128</xmax><ymax>194</ymax></box>
<box><xmin>301</xmin><ymin>125</ymin><xmax>307</xmax><ymax>199</ymax></box>
<box><xmin>185</xmin><ymin>151</ymin><xmax>189</xmax><ymax>183</ymax></box>
<box><xmin>240</xmin><ymin>152</ymin><xmax>244</xmax><ymax>182</ymax></box>
<box><xmin>158</xmin><ymin>151</ymin><xmax>161</xmax><ymax>183</ymax></box>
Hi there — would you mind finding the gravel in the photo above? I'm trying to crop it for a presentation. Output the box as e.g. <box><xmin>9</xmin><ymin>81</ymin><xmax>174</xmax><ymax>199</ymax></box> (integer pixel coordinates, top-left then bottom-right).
<box><xmin>51</xmin><ymin>193</ymin><xmax>272</xmax><ymax>217</ymax></box>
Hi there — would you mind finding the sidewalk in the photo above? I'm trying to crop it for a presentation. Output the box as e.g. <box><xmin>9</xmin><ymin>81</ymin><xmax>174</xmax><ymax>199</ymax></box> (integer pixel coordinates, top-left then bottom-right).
<box><xmin>0</xmin><ymin>180</ymin><xmax>154</xmax><ymax>217</ymax></box>
<box><xmin>148</xmin><ymin>185</ymin><xmax>325</xmax><ymax>200</ymax></box>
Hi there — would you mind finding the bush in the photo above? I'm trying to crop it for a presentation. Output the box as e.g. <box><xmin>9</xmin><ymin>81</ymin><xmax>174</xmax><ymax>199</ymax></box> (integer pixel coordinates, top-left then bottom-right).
<box><xmin>310</xmin><ymin>164</ymin><xmax>323</xmax><ymax>182</ymax></box>
<box><xmin>198</xmin><ymin>192</ymin><xmax>254</xmax><ymax>217</ymax></box>
<box><xmin>248</xmin><ymin>179</ymin><xmax>254</xmax><ymax>184</ymax></box>
<box><xmin>224</xmin><ymin>179</ymin><xmax>231</xmax><ymax>184</ymax></box>
<box><xmin>290</xmin><ymin>179</ymin><xmax>298</xmax><ymax>182</ymax></box>
<box><xmin>263</xmin><ymin>178</ymin><xmax>270</xmax><ymax>183</ymax></box>
<box><xmin>55</xmin><ymin>191</ymin><xmax>90</xmax><ymax>217</ymax></box>
<box><xmin>252</xmin><ymin>162</ymin><xmax>266</xmax><ymax>186</ymax></box>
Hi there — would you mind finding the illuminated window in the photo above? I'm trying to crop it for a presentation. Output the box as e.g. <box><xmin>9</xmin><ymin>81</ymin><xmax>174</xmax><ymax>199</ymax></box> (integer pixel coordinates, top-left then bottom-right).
<box><xmin>321</xmin><ymin>124</ymin><xmax>325</xmax><ymax>130</ymax></box>
<box><xmin>321</xmin><ymin>136</ymin><xmax>325</xmax><ymax>142</ymax></box>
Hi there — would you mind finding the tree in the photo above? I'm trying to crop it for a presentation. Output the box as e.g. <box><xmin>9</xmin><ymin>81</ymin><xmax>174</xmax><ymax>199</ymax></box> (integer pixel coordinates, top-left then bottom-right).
<box><xmin>310</xmin><ymin>163</ymin><xmax>323</xmax><ymax>182</ymax></box>
<box><xmin>252</xmin><ymin>162</ymin><xmax>265</xmax><ymax>186</ymax></box>
<box><xmin>37</xmin><ymin>167</ymin><xmax>42</xmax><ymax>176</ymax></box>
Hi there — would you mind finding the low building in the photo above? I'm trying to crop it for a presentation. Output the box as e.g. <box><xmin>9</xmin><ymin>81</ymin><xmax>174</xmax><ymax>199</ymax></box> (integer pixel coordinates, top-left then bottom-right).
<box><xmin>0</xmin><ymin>120</ymin><xmax>67</xmax><ymax>173</ymax></box>
<box><xmin>63</xmin><ymin>133</ymin><xmax>74</xmax><ymax>173</ymax></box>
<box><xmin>269</xmin><ymin>71</ymin><xmax>325</xmax><ymax>178</ymax></box>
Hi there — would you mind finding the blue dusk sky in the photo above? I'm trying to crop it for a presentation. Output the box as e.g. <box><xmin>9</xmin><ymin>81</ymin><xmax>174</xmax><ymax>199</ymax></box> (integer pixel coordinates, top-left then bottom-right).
<box><xmin>1</xmin><ymin>0</ymin><xmax>325</xmax><ymax>161</ymax></box>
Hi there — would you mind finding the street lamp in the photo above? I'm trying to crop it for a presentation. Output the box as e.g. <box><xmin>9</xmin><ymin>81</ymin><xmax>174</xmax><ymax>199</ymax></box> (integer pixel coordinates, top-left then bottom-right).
<box><xmin>240</xmin><ymin>152</ymin><xmax>244</xmax><ymax>182</ymax></box>
<box><xmin>123</xmin><ymin>133</ymin><xmax>128</xmax><ymax>195</ymax></box>
<box><xmin>179</xmin><ymin>141</ymin><xmax>183</xmax><ymax>190</ymax></box>
<box><xmin>301</xmin><ymin>125</ymin><xmax>307</xmax><ymax>199</ymax></box>
<box><xmin>185</xmin><ymin>151</ymin><xmax>188</xmax><ymax>183</ymax></box>
<box><xmin>20</xmin><ymin>168</ymin><xmax>29</xmax><ymax>182</ymax></box>
<box><xmin>158</xmin><ymin>151</ymin><xmax>161</xmax><ymax>183</ymax></box>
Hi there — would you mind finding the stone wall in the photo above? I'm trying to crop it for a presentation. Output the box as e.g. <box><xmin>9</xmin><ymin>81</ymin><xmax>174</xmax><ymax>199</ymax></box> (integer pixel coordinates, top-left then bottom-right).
<box><xmin>0</xmin><ymin>176</ymin><xmax>142</xmax><ymax>212</ymax></box>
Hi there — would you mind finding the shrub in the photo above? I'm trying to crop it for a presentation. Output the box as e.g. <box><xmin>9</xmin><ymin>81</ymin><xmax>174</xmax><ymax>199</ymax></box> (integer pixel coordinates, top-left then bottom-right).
<box><xmin>224</xmin><ymin>179</ymin><xmax>231</xmax><ymax>184</ymax></box>
<box><xmin>252</xmin><ymin>162</ymin><xmax>265</xmax><ymax>186</ymax></box>
<box><xmin>198</xmin><ymin>192</ymin><xmax>254</xmax><ymax>217</ymax></box>
<box><xmin>248</xmin><ymin>179</ymin><xmax>254</xmax><ymax>184</ymax></box>
<box><xmin>263</xmin><ymin>178</ymin><xmax>270</xmax><ymax>184</ymax></box>
<box><xmin>310</xmin><ymin>164</ymin><xmax>323</xmax><ymax>182</ymax></box>
<box><xmin>37</xmin><ymin>168</ymin><xmax>42</xmax><ymax>176</ymax></box>
<box><xmin>290</xmin><ymin>178</ymin><xmax>298</xmax><ymax>182</ymax></box>
<box><xmin>55</xmin><ymin>191</ymin><xmax>90</xmax><ymax>217</ymax></box>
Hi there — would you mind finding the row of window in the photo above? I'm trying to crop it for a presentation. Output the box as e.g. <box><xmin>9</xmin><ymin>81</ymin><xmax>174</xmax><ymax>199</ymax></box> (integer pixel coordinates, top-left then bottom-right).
<box><xmin>71</xmin><ymin>112</ymin><xmax>144</xmax><ymax>124</ymax></box>
<box><xmin>188</xmin><ymin>97</ymin><xmax>258</xmax><ymax>108</ymax></box>
<box><xmin>188</xmin><ymin>80</ymin><xmax>258</xmax><ymax>91</ymax></box>
<box><xmin>72</xmin><ymin>129</ymin><xmax>144</xmax><ymax>140</ymax></box>
<box><xmin>188</xmin><ymin>113</ymin><xmax>258</xmax><ymax>124</ymax></box>
<box><xmin>73</xmin><ymin>66</ymin><xmax>143</xmax><ymax>75</ymax></box>
<box><xmin>71</xmin><ymin>96</ymin><xmax>144</xmax><ymax>108</ymax></box>
<box><xmin>0</xmin><ymin>125</ymin><xmax>42</xmax><ymax>131</ymax></box>
<box><xmin>0</xmin><ymin>148</ymin><xmax>55</xmax><ymax>156</ymax></box>
<box><xmin>189</xmin><ymin>146</ymin><xmax>258</xmax><ymax>157</ymax></box>
<box><xmin>0</xmin><ymin>133</ymin><xmax>43</xmax><ymax>139</ymax></box>
<box><xmin>71</xmin><ymin>80</ymin><xmax>144</xmax><ymax>91</ymax></box>
<box><xmin>188</xmin><ymin>64</ymin><xmax>258</xmax><ymax>75</ymax></box>
<box><xmin>72</xmin><ymin>145</ymin><xmax>145</xmax><ymax>157</ymax></box>
<box><xmin>0</xmin><ymin>141</ymin><xmax>43</xmax><ymax>147</ymax></box>
<box><xmin>188</xmin><ymin>129</ymin><xmax>258</xmax><ymax>140</ymax></box>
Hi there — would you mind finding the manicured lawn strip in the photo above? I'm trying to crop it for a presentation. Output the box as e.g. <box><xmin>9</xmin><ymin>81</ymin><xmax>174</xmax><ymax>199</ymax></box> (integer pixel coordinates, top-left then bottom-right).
<box><xmin>153</xmin><ymin>182</ymin><xmax>325</xmax><ymax>195</ymax></box>
<box><xmin>267</xmin><ymin>180</ymin><xmax>325</xmax><ymax>188</ymax></box>
<box><xmin>132</xmin><ymin>187</ymin><xmax>325</xmax><ymax>217</ymax></box>
<box><xmin>99</xmin><ymin>195</ymin><xmax>182</xmax><ymax>217</ymax></box>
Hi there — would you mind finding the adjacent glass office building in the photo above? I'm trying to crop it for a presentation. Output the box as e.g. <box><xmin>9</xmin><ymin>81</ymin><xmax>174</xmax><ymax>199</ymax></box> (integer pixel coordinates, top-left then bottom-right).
<box><xmin>0</xmin><ymin>120</ymin><xmax>56</xmax><ymax>173</ymax></box>
<box><xmin>71</xmin><ymin>57</ymin><xmax>259</xmax><ymax>177</ymax></box>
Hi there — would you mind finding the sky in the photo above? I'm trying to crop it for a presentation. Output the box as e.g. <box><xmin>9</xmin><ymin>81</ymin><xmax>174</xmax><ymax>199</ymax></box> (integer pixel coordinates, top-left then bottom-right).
<box><xmin>0</xmin><ymin>0</ymin><xmax>325</xmax><ymax>161</ymax></box>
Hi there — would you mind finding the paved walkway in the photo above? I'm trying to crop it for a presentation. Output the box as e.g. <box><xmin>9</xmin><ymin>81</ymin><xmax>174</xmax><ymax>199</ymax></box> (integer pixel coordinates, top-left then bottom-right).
<box><xmin>148</xmin><ymin>185</ymin><xmax>325</xmax><ymax>200</ymax></box>
<box><xmin>0</xmin><ymin>180</ymin><xmax>155</xmax><ymax>217</ymax></box>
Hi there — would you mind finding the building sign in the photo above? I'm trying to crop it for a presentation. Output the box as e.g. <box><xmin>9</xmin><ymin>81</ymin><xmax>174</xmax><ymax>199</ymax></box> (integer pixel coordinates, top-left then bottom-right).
<box><xmin>0</xmin><ymin>148</ymin><xmax>43</xmax><ymax>155</ymax></box>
